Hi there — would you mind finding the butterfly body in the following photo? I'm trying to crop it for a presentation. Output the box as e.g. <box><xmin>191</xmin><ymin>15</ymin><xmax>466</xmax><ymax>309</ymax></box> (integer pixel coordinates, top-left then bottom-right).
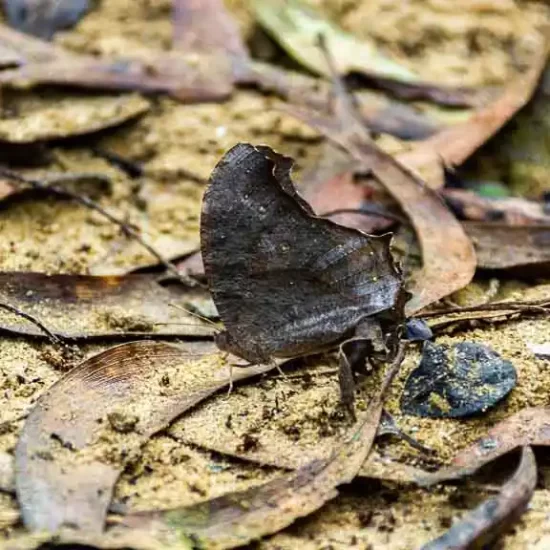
<box><xmin>201</xmin><ymin>143</ymin><xmax>405</xmax><ymax>365</ymax></box>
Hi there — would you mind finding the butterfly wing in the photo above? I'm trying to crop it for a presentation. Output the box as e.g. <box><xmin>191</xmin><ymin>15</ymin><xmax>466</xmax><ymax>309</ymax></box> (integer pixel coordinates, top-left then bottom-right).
<box><xmin>201</xmin><ymin>143</ymin><xmax>404</xmax><ymax>360</ymax></box>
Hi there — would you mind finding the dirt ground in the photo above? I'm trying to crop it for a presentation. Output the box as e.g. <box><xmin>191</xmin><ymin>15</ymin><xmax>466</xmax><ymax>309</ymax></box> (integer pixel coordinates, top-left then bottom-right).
<box><xmin>1</xmin><ymin>0</ymin><xmax>550</xmax><ymax>548</ymax></box>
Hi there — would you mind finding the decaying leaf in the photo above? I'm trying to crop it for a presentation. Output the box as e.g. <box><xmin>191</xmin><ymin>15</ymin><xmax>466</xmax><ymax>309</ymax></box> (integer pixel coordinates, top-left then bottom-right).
<box><xmin>78</xmin><ymin>345</ymin><xmax>407</xmax><ymax>549</ymax></box>
<box><xmin>464</xmin><ymin>222</ymin><xmax>550</xmax><ymax>275</ymax></box>
<box><xmin>0</xmin><ymin>24</ymin><xmax>233</xmax><ymax>101</ymax></box>
<box><xmin>16</xmin><ymin>341</ymin><xmax>278</xmax><ymax>532</ymax></box>
<box><xmin>401</xmin><ymin>341</ymin><xmax>516</xmax><ymax>418</ymax></box>
<box><xmin>421</xmin><ymin>446</ymin><xmax>537</xmax><ymax>550</ymax></box>
<box><xmin>172</xmin><ymin>0</ymin><xmax>248</xmax><ymax>64</ymax></box>
<box><xmin>201</xmin><ymin>143</ymin><xmax>405</xmax><ymax>364</ymax></box>
<box><xmin>253</xmin><ymin>0</ymin><xmax>414</xmax><ymax>82</ymax></box>
<box><xmin>418</xmin><ymin>407</ymin><xmax>550</xmax><ymax>486</ymax></box>
<box><xmin>3</xmin><ymin>0</ymin><xmax>90</xmax><ymax>40</ymax></box>
<box><xmin>253</xmin><ymin>0</ymin><xmax>477</xmax><ymax>107</ymax></box>
<box><xmin>444</xmin><ymin>188</ymin><xmax>550</xmax><ymax>225</ymax></box>
<box><xmin>0</xmin><ymin>93</ymin><xmax>149</xmax><ymax>143</ymax></box>
<box><xmin>0</xmin><ymin>452</ymin><xmax>14</xmax><ymax>493</ymax></box>
<box><xmin>0</xmin><ymin>272</ymin><xmax>214</xmax><ymax>339</ymax></box>
<box><xmin>286</xmin><ymin>100</ymin><xmax>476</xmax><ymax>314</ymax></box>
<box><xmin>399</xmin><ymin>35</ymin><xmax>549</xmax><ymax>190</ymax></box>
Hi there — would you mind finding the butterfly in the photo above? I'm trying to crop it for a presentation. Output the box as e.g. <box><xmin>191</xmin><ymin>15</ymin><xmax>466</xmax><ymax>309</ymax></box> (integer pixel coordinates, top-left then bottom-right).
<box><xmin>201</xmin><ymin>143</ymin><xmax>405</xmax><ymax>368</ymax></box>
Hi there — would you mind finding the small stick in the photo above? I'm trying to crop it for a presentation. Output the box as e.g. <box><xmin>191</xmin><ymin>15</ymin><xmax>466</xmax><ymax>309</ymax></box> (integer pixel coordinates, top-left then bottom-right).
<box><xmin>0</xmin><ymin>301</ymin><xmax>61</xmax><ymax>345</ymax></box>
<box><xmin>0</xmin><ymin>168</ymin><xmax>197</xmax><ymax>288</ymax></box>
<box><xmin>418</xmin><ymin>298</ymin><xmax>550</xmax><ymax>319</ymax></box>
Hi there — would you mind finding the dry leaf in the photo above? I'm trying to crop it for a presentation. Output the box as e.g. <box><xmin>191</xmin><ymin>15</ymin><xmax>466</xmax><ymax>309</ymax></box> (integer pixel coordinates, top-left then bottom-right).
<box><xmin>465</xmin><ymin>222</ymin><xmax>550</xmax><ymax>275</ymax></box>
<box><xmin>0</xmin><ymin>93</ymin><xmax>149</xmax><ymax>143</ymax></box>
<box><xmin>418</xmin><ymin>408</ymin><xmax>550</xmax><ymax>486</ymax></box>
<box><xmin>0</xmin><ymin>272</ymin><xmax>214</xmax><ymax>339</ymax></box>
<box><xmin>421</xmin><ymin>447</ymin><xmax>537</xmax><ymax>550</ymax></box>
<box><xmin>91</xmin><ymin>346</ymin><xmax>407</xmax><ymax>549</ymax></box>
<box><xmin>16</xmin><ymin>341</ymin><xmax>278</xmax><ymax>532</ymax></box>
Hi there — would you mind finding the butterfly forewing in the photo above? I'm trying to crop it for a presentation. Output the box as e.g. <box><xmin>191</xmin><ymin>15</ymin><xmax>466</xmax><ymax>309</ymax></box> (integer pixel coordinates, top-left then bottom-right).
<box><xmin>201</xmin><ymin>143</ymin><xmax>404</xmax><ymax>360</ymax></box>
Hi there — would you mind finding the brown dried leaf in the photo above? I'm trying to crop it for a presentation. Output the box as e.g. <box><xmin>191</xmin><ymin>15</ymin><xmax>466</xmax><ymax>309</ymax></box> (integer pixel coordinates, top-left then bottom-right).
<box><xmin>418</xmin><ymin>408</ymin><xmax>550</xmax><ymax>486</ymax></box>
<box><xmin>172</xmin><ymin>0</ymin><xmax>248</xmax><ymax>61</ymax></box>
<box><xmin>444</xmin><ymin>188</ymin><xmax>550</xmax><ymax>225</ymax></box>
<box><xmin>464</xmin><ymin>222</ymin><xmax>550</xmax><ymax>275</ymax></box>
<box><xmin>94</xmin><ymin>347</ymin><xmax>406</xmax><ymax>549</ymax></box>
<box><xmin>0</xmin><ymin>24</ymin><xmax>233</xmax><ymax>101</ymax></box>
<box><xmin>286</xmin><ymin>102</ymin><xmax>475</xmax><ymax>314</ymax></box>
<box><xmin>406</xmin><ymin>36</ymin><xmax>549</xmax><ymax>186</ymax></box>
<box><xmin>421</xmin><ymin>447</ymin><xmax>537</xmax><ymax>550</ymax></box>
<box><xmin>0</xmin><ymin>272</ymin><xmax>214</xmax><ymax>339</ymax></box>
<box><xmin>0</xmin><ymin>93</ymin><xmax>149</xmax><ymax>143</ymax></box>
<box><xmin>16</xmin><ymin>341</ymin><xmax>277</xmax><ymax>532</ymax></box>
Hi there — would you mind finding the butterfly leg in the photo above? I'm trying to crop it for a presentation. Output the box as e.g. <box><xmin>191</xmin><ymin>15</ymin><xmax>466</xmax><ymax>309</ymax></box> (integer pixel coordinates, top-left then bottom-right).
<box><xmin>337</xmin><ymin>342</ymin><xmax>356</xmax><ymax>421</ymax></box>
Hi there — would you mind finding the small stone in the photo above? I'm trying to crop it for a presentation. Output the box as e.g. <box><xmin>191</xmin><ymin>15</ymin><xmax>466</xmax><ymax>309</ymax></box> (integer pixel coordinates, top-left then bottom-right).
<box><xmin>400</xmin><ymin>341</ymin><xmax>517</xmax><ymax>418</ymax></box>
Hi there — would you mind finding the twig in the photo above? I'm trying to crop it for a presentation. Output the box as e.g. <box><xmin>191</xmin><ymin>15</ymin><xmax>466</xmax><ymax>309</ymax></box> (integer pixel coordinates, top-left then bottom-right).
<box><xmin>418</xmin><ymin>298</ymin><xmax>550</xmax><ymax>319</ymax></box>
<box><xmin>0</xmin><ymin>302</ymin><xmax>61</xmax><ymax>345</ymax></box>
<box><xmin>0</xmin><ymin>168</ymin><xmax>197</xmax><ymax>287</ymax></box>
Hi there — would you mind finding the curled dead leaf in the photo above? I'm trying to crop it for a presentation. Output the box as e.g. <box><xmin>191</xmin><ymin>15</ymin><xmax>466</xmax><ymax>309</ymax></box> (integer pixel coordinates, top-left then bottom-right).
<box><xmin>421</xmin><ymin>446</ymin><xmax>537</xmax><ymax>550</ymax></box>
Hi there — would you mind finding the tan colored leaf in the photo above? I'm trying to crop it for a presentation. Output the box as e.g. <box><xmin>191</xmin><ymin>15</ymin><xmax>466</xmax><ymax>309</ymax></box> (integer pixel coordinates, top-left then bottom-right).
<box><xmin>0</xmin><ymin>93</ymin><xmax>149</xmax><ymax>143</ymax></box>
<box><xmin>16</xmin><ymin>341</ymin><xmax>277</xmax><ymax>532</ymax></box>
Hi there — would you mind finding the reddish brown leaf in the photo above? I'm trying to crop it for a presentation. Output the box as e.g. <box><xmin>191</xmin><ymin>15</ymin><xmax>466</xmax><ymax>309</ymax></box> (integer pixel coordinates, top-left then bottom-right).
<box><xmin>172</xmin><ymin>0</ymin><xmax>248</xmax><ymax>61</ymax></box>
<box><xmin>0</xmin><ymin>24</ymin><xmax>233</xmax><ymax>101</ymax></box>
<box><xmin>400</xmin><ymin>37</ymin><xmax>549</xmax><ymax>189</ymax></box>
<box><xmin>418</xmin><ymin>408</ymin><xmax>550</xmax><ymax>486</ymax></box>
<box><xmin>464</xmin><ymin>222</ymin><xmax>550</xmax><ymax>275</ymax></box>
<box><xmin>421</xmin><ymin>446</ymin><xmax>537</xmax><ymax>550</ymax></box>
<box><xmin>286</xmin><ymin>103</ymin><xmax>475</xmax><ymax>314</ymax></box>
<box><xmin>0</xmin><ymin>272</ymin><xmax>214</xmax><ymax>339</ymax></box>
<box><xmin>16</xmin><ymin>341</ymin><xmax>277</xmax><ymax>532</ymax></box>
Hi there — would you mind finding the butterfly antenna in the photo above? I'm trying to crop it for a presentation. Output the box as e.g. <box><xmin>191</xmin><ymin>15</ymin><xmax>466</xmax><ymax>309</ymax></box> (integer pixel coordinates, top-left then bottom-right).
<box><xmin>169</xmin><ymin>302</ymin><xmax>220</xmax><ymax>330</ymax></box>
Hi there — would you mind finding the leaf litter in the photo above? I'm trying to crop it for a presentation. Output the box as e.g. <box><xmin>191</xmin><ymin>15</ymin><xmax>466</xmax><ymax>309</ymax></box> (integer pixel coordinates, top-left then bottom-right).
<box><xmin>1</xmin><ymin>0</ymin><xmax>550</xmax><ymax>548</ymax></box>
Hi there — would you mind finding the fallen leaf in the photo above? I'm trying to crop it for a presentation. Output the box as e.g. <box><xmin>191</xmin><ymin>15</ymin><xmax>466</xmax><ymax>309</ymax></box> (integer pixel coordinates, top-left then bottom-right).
<box><xmin>401</xmin><ymin>341</ymin><xmax>516</xmax><ymax>418</ymax></box>
<box><xmin>3</xmin><ymin>0</ymin><xmax>90</xmax><ymax>40</ymax></box>
<box><xmin>0</xmin><ymin>24</ymin><xmax>233</xmax><ymax>101</ymax></box>
<box><xmin>400</xmin><ymin>35</ymin><xmax>549</xmax><ymax>189</ymax></box>
<box><xmin>253</xmin><ymin>0</ymin><xmax>477</xmax><ymax>107</ymax></box>
<box><xmin>172</xmin><ymin>0</ymin><xmax>248</xmax><ymax>70</ymax></box>
<box><xmin>286</xmin><ymin>103</ymin><xmax>476</xmax><ymax>315</ymax></box>
<box><xmin>0</xmin><ymin>93</ymin><xmax>149</xmax><ymax>143</ymax></box>
<box><xmin>444</xmin><ymin>188</ymin><xmax>550</xmax><ymax>225</ymax></box>
<box><xmin>91</xmin><ymin>345</ymin><xmax>407</xmax><ymax>549</ymax></box>
<box><xmin>464</xmin><ymin>222</ymin><xmax>550</xmax><ymax>275</ymax></box>
<box><xmin>201</xmin><ymin>143</ymin><xmax>405</xmax><ymax>363</ymax></box>
<box><xmin>0</xmin><ymin>272</ymin><xmax>214</xmax><ymax>339</ymax></box>
<box><xmin>243</xmin><ymin>61</ymin><xmax>448</xmax><ymax>141</ymax></box>
<box><xmin>418</xmin><ymin>408</ymin><xmax>550</xmax><ymax>486</ymax></box>
<box><xmin>421</xmin><ymin>446</ymin><xmax>537</xmax><ymax>550</ymax></box>
<box><xmin>16</xmin><ymin>341</ymin><xmax>278</xmax><ymax>532</ymax></box>
<box><xmin>0</xmin><ymin>452</ymin><xmax>14</xmax><ymax>493</ymax></box>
